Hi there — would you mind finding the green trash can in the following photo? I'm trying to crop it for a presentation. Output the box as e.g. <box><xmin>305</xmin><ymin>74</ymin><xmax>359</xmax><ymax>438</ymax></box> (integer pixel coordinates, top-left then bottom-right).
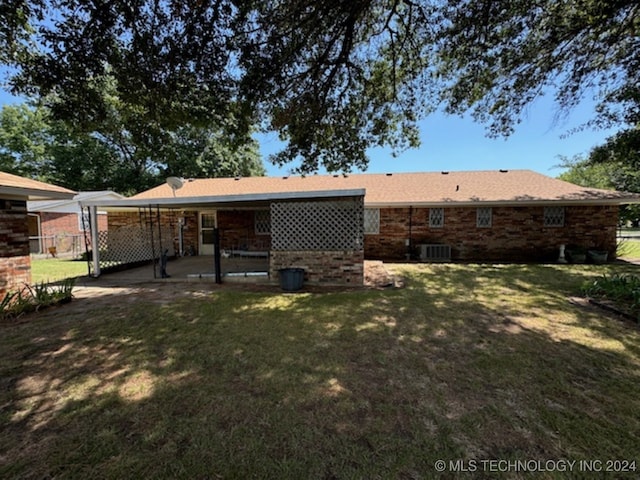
<box><xmin>279</xmin><ymin>268</ymin><xmax>305</xmax><ymax>291</ymax></box>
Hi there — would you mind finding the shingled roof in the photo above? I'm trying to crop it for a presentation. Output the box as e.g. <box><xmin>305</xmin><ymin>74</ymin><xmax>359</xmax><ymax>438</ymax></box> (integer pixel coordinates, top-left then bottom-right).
<box><xmin>131</xmin><ymin>170</ymin><xmax>639</xmax><ymax>206</ymax></box>
<box><xmin>0</xmin><ymin>171</ymin><xmax>75</xmax><ymax>200</ymax></box>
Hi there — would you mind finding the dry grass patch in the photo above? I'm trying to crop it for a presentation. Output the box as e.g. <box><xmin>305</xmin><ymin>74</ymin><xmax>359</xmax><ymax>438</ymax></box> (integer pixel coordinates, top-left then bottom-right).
<box><xmin>1</xmin><ymin>263</ymin><xmax>639</xmax><ymax>478</ymax></box>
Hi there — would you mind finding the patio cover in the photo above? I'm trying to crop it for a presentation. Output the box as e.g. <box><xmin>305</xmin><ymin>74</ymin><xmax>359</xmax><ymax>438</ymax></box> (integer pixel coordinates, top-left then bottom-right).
<box><xmin>80</xmin><ymin>188</ymin><xmax>366</xmax><ymax>278</ymax></box>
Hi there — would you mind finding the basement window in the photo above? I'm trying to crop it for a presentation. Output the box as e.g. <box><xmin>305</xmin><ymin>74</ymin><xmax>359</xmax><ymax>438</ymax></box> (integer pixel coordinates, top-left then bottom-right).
<box><xmin>429</xmin><ymin>208</ymin><xmax>444</xmax><ymax>228</ymax></box>
<box><xmin>476</xmin><ymin>207</ymin><xmax>492</xmax><ymax>228</ymax></box>
<box><xmin>544</xmin><ymin>206</ymin><xmax>565</xmax><ymax>227</ymax></box>
<box><xmin>364</xmin><ymin>208</ymin><xmax>380</xmax><ymax>234</ymax></box>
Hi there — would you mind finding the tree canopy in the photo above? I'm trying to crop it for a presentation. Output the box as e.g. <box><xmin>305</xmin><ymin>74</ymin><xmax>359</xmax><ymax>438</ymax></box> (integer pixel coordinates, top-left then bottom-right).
<box><xmin>1</xmin><ymin>0</ymin><xmax>638</xmax><ymax>173</ymax></box>
<box><xmin>0</xmin><ymin>103</ymin><xmax>264</xmax><ymax>194</ymax></box>
<box><xmin>558</xmin><ymin>125</ymin><xmax>640</xmax><ymax>224</ymax></box>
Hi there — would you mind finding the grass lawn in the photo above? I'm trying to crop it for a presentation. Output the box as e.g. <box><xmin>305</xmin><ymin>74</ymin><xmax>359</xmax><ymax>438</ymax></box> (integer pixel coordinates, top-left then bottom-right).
<box><xmin>2</xmin><ymin>264</ymin><xmax>640</xmax><ymax>478</ymax></box>
<box><xmin>30</xmin><ymin>258</ymin><xmax>89</xmax><ymax>284</ymax></box>
<box><xmin>617</xmin><ymin>239</ymin><xmax>640</xmax><ymax>259</ymax></box>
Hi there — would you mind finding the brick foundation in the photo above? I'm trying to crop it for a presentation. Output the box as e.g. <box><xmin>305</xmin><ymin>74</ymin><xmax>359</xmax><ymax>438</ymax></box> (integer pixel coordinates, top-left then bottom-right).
<box><xmin>365</xmin><ymin>205</ymin><xmax>619</xmax><ymax>261</ymax></box>
<box><xmin>270</xmin><ymin>250</ymin><xmax>364</xmax><ymax>286</ymax></box>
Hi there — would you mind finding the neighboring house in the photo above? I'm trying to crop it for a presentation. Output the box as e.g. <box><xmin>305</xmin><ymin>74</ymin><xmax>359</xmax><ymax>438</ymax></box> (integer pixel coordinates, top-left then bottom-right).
<box><xmin>27</xmin><ymin>191</ymin><xmax>124</xmax><ymax>256</ymax></box>
<box><xmin>0</xmin><ymin>171</ymin><xmax>75</xmax><ymax>296</ymax></box>
<box><xmin>82</xmin><ymin>170</ymin><xmax>640</xmax><ymax>285</ymax></box>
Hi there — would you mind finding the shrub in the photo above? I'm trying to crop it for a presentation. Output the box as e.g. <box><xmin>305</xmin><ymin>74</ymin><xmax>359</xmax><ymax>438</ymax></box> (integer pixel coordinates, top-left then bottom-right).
<box><xmin>582</xmin><ymin>274</ymin><xmax>640</xmax><ymax>320</ymax></box>
<box><xmin>1</xmin><ymin>278</ymin><xmax>75</xmax><ymax>321</ymax></box>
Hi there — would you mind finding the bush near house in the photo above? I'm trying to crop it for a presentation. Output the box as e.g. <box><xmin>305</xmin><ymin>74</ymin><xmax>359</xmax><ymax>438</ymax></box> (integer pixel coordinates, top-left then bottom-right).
<box><xmin>0</xmin><ymin>278</ymin><xmax>75</xmax><ymax>321</ymax></box>
<box><xmin>583</xmin><ymin>274</ymin><xmax>640</xmax><ymax>321</ymax></box>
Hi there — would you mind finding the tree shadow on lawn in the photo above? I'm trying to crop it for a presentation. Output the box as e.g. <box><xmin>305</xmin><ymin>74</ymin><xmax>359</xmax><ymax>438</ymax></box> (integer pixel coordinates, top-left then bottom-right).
<box><xmin>1</xmin><ymin>265</ymin><xmax>640</xmax><ymax>478</ymax></box>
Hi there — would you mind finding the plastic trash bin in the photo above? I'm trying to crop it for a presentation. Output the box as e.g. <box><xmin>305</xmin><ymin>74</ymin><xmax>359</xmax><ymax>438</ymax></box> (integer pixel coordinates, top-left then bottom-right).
<box><xmin>278</xmin><ymin>268</ymin><xmax>305</xmax><ymax>291</ymax></box>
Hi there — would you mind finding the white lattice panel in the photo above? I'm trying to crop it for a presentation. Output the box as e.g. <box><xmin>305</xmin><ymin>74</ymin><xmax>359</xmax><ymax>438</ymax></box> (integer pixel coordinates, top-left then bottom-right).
<box><xmin>96</xmin><ymin>225</ymin><xmax>175</xmax><ymax>270</ymax></box>
<box><xmin>271</xmin><ymin>198</ymin><xmax>364</xmax><ymax>251</ymax></box>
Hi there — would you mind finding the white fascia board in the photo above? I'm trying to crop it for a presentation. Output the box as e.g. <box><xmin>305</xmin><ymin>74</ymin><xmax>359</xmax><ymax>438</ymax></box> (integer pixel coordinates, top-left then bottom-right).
<box><xmin>81</xmin><ymin>188</ymin><xmax>367</xmax><ymax>210</ymax></box>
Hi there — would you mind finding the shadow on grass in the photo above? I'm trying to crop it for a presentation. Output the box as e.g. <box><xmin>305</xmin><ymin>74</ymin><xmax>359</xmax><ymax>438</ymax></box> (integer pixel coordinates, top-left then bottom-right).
<box><xmin>1</xmin><ymin>264</ymin><xmax>640</xmax><ymax>478</ymax></box>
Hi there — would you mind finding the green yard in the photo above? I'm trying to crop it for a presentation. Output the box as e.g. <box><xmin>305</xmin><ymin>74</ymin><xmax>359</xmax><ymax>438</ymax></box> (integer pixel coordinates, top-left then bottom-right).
<box><xmin>617</xmin><ymin>239</ymin><xmax>640</xmax><ymax>259</ymax></box>
<box><xmin>2</xmin><ymin>263</ymin><xmax>639</xmax><ymax>478</ymax></box>
<box><xmin>30</xmin><ymin>258</ymin><xmax>89</xmax><ymax>284</ymax></box>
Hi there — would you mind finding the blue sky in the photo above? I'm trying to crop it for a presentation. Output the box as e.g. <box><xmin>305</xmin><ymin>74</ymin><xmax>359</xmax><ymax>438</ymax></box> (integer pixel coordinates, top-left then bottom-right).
<box><xmin>261</xmin><ymin>94</ymin><xmax>617</xmax><ymax>178</ymax></box>
<box><xmin>1</xmin><ymin>87</ymin><xmax>615</xmax><ymax>179</ymax></box>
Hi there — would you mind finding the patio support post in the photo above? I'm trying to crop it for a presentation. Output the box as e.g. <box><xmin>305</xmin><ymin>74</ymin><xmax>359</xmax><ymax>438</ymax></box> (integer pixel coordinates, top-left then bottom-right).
<box><xmin>89</xmin><ymin>205</ymin><xmax>101</xmax><ymax>277</ymax></box>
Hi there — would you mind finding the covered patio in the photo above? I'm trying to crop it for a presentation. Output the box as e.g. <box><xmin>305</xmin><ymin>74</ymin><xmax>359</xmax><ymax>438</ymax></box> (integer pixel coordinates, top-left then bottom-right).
<box><xmin>80</xmin><ymin>188</ymin><xmax>366</xmax><ymax>286</ymax></box>
<box><xmin>74</xmin><ymin>255</ymin><xmax>270</xmax><ymax>284</ymax></box>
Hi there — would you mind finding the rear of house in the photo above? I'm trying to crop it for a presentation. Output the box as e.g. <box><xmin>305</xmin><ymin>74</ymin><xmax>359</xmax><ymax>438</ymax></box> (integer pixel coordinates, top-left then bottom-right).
<box><xmin>123</xmin><ymin>170</ymin><xmax>633</xmax><ymax>262</ymax></box>
<box><xmin>82</xmin><ymin>169</ymin><xmax>638</xmax><ymax>286</ymax></box>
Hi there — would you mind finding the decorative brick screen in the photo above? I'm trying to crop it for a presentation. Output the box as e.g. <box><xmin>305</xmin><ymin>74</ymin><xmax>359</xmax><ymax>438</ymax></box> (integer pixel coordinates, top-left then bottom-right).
<box><xmin>271</xmin><ymin>198</ymin><xmax>364</xmax><ymax>251</ymax></box>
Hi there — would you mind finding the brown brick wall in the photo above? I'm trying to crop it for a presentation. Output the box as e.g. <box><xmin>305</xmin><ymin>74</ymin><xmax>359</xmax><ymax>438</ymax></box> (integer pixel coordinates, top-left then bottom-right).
<box><xmin>270</xmin><ymin>250</ymin><xmax>364</xmax><ymax>286</ymax></box>
<box><xmin>0</xmin><ymin>255</ymin><xmax>31</xmax><ymax>297</ymax></box>
<box><xmin>365</xmin><ymin>205</ymin><xmax>619</xmax><ymax>261</ymax></box>
<box><xmin>38</xmin><ymin>212</ymin><xmax>108</xmax><ymax>236</ymax></box>
<box><xmin>0</xmin><ymin>199</ymin><xmax>31</xmax><ymax>295</ymax></box>
<box><xmin>217</xmin><ymin>210</ymin><xmax>271</xmax><ymax>252</ymax></box>
<box><xmin>0</xmin><ymin>200</ymin><xmax>29</xmax><ymax>258</ymax></box>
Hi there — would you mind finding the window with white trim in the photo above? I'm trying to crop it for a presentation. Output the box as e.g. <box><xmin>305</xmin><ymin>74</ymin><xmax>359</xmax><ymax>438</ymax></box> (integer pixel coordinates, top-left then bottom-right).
<box><xmin>544</xmin><ymin>206</ymin><xmax>565</xmax><ymax>227</ymax></box>
<box><xmin>476</xmin><ymin>207</ymin><xmax>492</xmax><ymax>228</ymax></box>
<box><xmin>364</xmin><ymin>208</ymin><xmax>380</xmax><ymax>234</ymax></box>
<box><xmin>255</xmin><ymin>210</ymin><xmax>271</xmax><ymax>234</ymax></box>
<box><xmin>429</xmin><ymin>208</ymin><xmax>444</xmax><ymax>228</ymax></box>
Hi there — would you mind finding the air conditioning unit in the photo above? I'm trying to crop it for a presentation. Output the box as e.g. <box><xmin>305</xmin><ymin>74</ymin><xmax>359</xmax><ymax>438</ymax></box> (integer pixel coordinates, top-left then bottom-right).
<box><xmin>419</xmin><ymin>244</ymin><xmax>451</xmax><ymax>262</ymax></box>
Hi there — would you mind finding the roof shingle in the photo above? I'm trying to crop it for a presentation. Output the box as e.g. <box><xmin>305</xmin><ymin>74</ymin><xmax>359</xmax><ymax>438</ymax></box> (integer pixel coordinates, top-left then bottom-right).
<box><xmin>0</xmin><ymin>171</ymin><xmax>75</xmax><ymax>200</ymax></box>
<box><xmin>131</xmin><ymin>170</ymin><xmax>639</xmax><ymax>206</ymax></box>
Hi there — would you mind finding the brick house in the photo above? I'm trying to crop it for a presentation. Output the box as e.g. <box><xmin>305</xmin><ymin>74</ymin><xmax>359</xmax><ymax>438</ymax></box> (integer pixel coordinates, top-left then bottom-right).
<box><xmin>0</xmin><ymin>171</ymin><xmax>75</xmax><ymax>296</ymax></box>
<box><xmin>28</xmin><ymin>191</ymin><xmax>124</xmax><ymax>256</ymax></box>
<box><xmin>84</xmin><ymin>170</ymin><xmax>639</xmax><ymax>285</ymax></box>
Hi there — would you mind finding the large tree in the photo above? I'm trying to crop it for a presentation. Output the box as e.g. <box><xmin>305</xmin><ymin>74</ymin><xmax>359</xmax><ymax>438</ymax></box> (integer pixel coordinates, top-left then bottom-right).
<box><xmin>0</xmin><ymin>103</ymin><xmax>264</xmax><ymax>194</ymax></box>
<box><xmin>558</xmin><ymin>125</ymin><xmax>640</xmax><ymax>224</ymax></box>
<box><xmin>1</xmin><ymin>1</ymin><xmax>638</xmax><ymax>173</ymax></box>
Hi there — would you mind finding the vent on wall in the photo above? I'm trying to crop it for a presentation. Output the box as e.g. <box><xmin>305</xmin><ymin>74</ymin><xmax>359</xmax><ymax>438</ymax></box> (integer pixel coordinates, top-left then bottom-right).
<box><xmin>419</xmin><ymin>244</ymin><xmax>451</xmax><ymax>262</ymax></box>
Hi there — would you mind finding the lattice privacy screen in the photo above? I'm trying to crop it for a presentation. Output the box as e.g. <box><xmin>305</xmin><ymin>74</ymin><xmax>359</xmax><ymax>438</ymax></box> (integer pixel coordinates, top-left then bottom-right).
<box><xmin>92</xmin><ymin>224</ymin><xmax>175</xmax><ymax>272</ymax></box>
<box><xmin>271</xmin><ymin>197</ymin><xmax>364</xmax><ymax>251</ymax></box>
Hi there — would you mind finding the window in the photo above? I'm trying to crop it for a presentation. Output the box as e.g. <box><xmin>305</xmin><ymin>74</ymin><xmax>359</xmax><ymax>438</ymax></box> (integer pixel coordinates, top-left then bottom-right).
<box><xmin>477</xmin><ymin>207</ymin><xmax>492</xmax><ymax>228</ymax></box>
<box><xmin>364</xmin><ymin>208</ymin><xmax>380</xmax><ymax>234</ymax></box>
<box><xmin>544</xmin><ymin>206</ymin><xmax>565</xmax><ymax>227</ymax></box>
<box><xmin>255</xmin><ymin>209</ymin><xmax>271</xmax><ymax>234</ymax></box>
<box><xmin>429</xmin><ymin>208</ymin><xmax>444</xmax><ymax>228</ymax></box>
